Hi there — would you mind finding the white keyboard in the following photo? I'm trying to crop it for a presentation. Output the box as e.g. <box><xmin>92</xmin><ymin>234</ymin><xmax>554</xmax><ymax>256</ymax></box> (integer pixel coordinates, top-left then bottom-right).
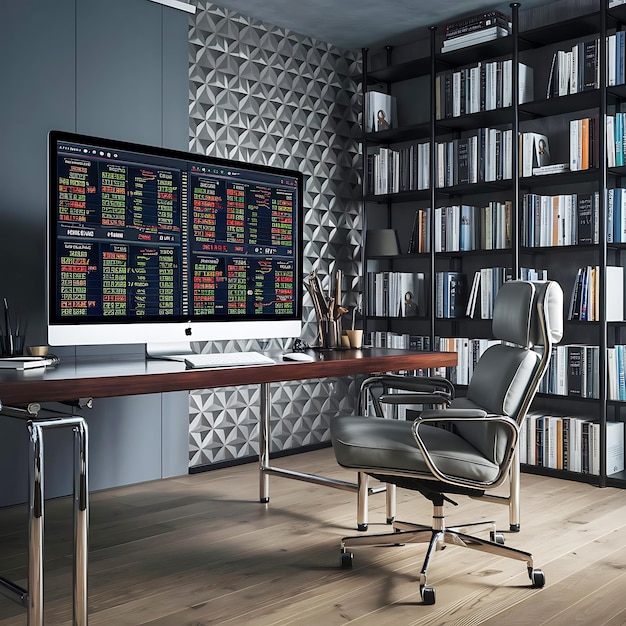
<box><xmin>183</xmin><ymin>351</ymin><xmax>275</xmax><ymax>369</ymax></box>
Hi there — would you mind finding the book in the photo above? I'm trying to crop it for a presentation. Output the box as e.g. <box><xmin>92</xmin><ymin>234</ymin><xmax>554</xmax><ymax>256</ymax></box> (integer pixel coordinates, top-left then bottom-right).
<box><xmin>364</xmin><ymin>91</ymin><xmax>397</xmax><ymax>133</ymax></box>
<box><xmin>445</xmin><ymin>9</ymin><xmax>511</xmax><ymax>37</ymax></box>
<box><xmin>0</xmin><ymin>356</ymin><xmax>56</xmax><ymax>370</ymax></box>
<box><xmin>567</xmin><ymin>345</ymin><xmax>584</xmax><ymax>396</ymax></box>
<box><xmin>441</xmin><ymin>26</ymin><xmax>510</xmax><ymax>52</ymax></box>
<box><xmin>606</xmin><ymin>421</ymin><xmax>625</xmax><ymax>475</ymax></box>
<box><xmin>532</xmin><ymin>163</ymin><xmax>569</xmax><ymax>176</ymax></box>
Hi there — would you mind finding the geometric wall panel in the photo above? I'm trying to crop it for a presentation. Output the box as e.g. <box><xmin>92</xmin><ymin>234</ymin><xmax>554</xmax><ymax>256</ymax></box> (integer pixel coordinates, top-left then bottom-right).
<box><xmin>188</xmin><ymin>3</ymin><xmax>363</xmax><ymax>466</ymax></box>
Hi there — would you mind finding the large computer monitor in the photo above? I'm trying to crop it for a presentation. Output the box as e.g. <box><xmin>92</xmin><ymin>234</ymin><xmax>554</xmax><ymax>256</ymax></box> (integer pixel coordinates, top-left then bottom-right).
<box><xmin>47</xmin><ymin>131</ymin><xmax>304</xmax><ymax>347</ymax></box>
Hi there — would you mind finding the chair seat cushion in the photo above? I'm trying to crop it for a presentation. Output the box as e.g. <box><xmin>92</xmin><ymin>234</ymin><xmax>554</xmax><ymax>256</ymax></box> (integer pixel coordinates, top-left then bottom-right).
<box><xmin>330</xmin><ymin>415</ymin><xmax>500</xmax><ymax>483</ymax></box>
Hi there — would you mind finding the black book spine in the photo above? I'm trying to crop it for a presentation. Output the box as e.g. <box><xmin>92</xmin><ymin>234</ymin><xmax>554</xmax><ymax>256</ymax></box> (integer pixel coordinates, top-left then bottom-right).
<box><xmin>458</xmin><ymin>139</ymin><xmax>469</xmax><ymax>185</ymax></box>
<box><xmin>577</xmin><ymin>193</ymin><xmax>593</xmax><ymax>244</ymax></box>
<box><xmin>568</xmin><ymin>345</ymin><xmax>583</xmax><ymax>396</ymax></box>
<box><xmin>583</xmin><ymin>39</ymin><xmax>598</xmax><ymax>91</ymax></box>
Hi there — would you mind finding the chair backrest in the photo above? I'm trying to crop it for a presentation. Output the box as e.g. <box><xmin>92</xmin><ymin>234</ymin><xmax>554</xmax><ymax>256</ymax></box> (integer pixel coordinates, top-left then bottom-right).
<box><xmin>452</xmin><ymin>280</ymin><xmax>563</xmax><ymax>463</ymax></box>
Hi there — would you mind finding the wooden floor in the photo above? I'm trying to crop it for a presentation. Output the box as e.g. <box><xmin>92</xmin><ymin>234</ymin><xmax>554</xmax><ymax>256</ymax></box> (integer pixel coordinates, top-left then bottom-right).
<box><xmin>1</xmin><ymin>447</ymin><xmax>626</xmax><ymax>625</ymax></box>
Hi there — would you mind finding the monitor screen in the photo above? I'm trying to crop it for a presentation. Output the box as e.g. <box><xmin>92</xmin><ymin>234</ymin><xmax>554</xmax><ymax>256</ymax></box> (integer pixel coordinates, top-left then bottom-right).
<box><xmin>47</xmin><ymin>131</ymin><xmax>304</xmax><ymax>347</ymax></box>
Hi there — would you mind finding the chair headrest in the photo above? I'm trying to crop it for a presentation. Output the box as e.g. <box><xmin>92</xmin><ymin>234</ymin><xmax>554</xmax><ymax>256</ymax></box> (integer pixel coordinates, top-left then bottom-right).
<box><xmin>530</xmin><ymin>280</ymin><xmax>564</xmax><ymax>346</ymax></box>
<box><xmin>492</xmin><ymin>280</ymin><xmax>563</xmax><ymax>348</ymax></box>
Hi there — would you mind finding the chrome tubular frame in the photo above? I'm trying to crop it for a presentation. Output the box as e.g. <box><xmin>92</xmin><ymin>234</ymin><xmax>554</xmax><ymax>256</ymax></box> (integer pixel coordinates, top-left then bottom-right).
<box><xmin>258</xmin><ymin>382</ymin><xmax>385</xmax><ymax>530</ymax></box>
<box><xmin>0</xmin><ymin>407</ymin><xmax>89</xmax><ymax>626</ymax></box>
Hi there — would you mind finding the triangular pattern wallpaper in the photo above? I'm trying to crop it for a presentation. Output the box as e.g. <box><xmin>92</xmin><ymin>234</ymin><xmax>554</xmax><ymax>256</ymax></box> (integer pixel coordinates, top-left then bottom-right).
<box><xmin>188</xmin><ymin>3</ymin><xmax>363</xmax><ymax>467</ymax></box>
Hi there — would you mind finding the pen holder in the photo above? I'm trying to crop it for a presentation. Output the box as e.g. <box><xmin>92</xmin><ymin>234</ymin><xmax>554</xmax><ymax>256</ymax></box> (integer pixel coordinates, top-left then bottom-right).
<box><xmin>318</xmin><ymin>319</ymin><xmax>341</xmax><ymax>349</ymax></box>
<box><xmin>1</xmin><ymin>334</ymin><xmax>24</xmax><ymax>357</ymax></box>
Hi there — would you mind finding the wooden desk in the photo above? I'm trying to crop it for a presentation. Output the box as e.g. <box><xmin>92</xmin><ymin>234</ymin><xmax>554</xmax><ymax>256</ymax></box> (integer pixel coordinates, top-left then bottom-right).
<box><xmin>0</xmin><ymin>347</ymin><xmax>456</xmax><ymax>404</ymax></box>
<box><xmin>0</xmin><ymin>347</ymin><xmax>456</xmax><ymax>626</ymax></box>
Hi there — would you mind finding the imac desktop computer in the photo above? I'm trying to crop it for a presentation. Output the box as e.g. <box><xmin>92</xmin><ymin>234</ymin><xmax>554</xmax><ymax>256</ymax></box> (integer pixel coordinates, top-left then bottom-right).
<box><xmin>47</xmin><ymin>131</ymin><xmax>304</xmax><ymax>356</ymax></box>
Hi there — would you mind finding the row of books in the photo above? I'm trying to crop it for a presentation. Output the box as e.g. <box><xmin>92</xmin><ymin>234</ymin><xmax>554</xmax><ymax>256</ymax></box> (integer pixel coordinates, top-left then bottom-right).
<box><xmin>441</xmin><ymin>9</ymin><xmax>511</xmax><ymax>53</ymax></box>
<box><xmin>466</xmin><ymin>267</ymin><xmax>548</xmax><ymax>319</ymax></box>
<box><xmin>607</xmin><ymin>113</ymin><xmax>626</xmax><ymax>168</ymax></box>
<box><xmin>568</xmin><ymin>265</ymin><xmax>624</xmax><ymax>321</ymax></box>
<box><xmin>435</xmin><ymin>272</ymin><xmax>468</xmax><ymax>319</ymax></box>
<box><xmin>608</xmin><ymin>345</ymin><xmax>626</xmax><ymax>401</ymax></box>
<box><xmin>366</xmin><ymin>331</ymin><xmax>432</xmax><ymax>353</ymax></box>
<box><xmin>521</xmin><ymin>191</ymin><xmax>600</xmax><ymax>248</ymax></box>
<box><xmin>570</xmin><ymin>117</ymin><xmax>600</xmax><ymax>171</ymax></box>
<box><xmin>606</xmin><ymin>344</ymin><xmax>626</xmax><ymax>402</ymax></box>
<box><xmin>546</xmin><ymin>37</ymin><xmax>602</xmax><ymax>98</ymax></box>
<box><xmin>368</xmin><ymin>126</ymin><xmax>514</xmax><ymax>194</ymax></box>
<box><xmin>432</xmin><ymin>202</ymin><xmax>512</xmax><ymax>253</ymax></box>
<box><xmin>435</xmin><ymin>61</ymin><xmax>533</xmax><ymax>120</ymax></box>
<box><xmin>367</xmin><ymin>331</ymin><xmax>417</xmax><ymax>350</ymax></box>
<box><xmin>368</xmin><ymin>117</ymin><xmax>623</xmax><ymax>195</ymax></box>
<box><xmin>540</xmin><ymin>344</ymin><xmax>600</xmax><ymax>398</ymax></box>
<box><xmin>366</xmin><ymin>272</ymin><xmax>425</xmax><ymax>318</ymax></box>
<box><xmin>378</xmin><ymin>335</ymin><xmax>500</xmax><ymax>385</ymax></box>
<box><xmin>520</xmin><ymin>412</ymin><xmax>624</xmax><ymax>476</ymax></box>
<box><xmin>436</xmin><ymin>128</ymin><xmax>514</xmax><ymax>187</ymax></box>
<box><xmin>607</xmin><ymin>187</ymin><xmax>626</xmax><ymax>242</ymax></box>
<box><xmin>366</xmin><ymin>142</ymin><xmax>429</xmax><ymax>195</ymax></box>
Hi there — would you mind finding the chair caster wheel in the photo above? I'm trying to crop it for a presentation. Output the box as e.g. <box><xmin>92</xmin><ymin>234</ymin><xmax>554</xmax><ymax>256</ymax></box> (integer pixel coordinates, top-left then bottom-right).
<box><xmin>421</xmin><ymin>585</ymin><xmax>436</xmax><ymax>605</ymax></box>
<box><xmin>490</xmin><ymin>531</ymin><xmax>505</xmax><ymax>545</ymax></box>
<box><xmin>340</xmin><ymin>551</ymin><xmax>353</xmax><ymax>569</ymax></box>
<box><xmin>357</xmin><ymin>523</ymin><xmax>368</xmax><ymax>531</ymax></box>
<box><xmin>529</xmin><ymin>568</ymin><xmax>545</xmax><ymax>588</ymax></box>
<box><xmin>510</xmin><ymin>523</ymin><xmax>520</xmax><ymax>532</ymax></box>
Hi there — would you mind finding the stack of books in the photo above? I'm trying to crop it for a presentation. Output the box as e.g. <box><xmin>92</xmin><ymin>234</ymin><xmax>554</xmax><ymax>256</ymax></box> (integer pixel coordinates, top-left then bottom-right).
<box><xmin>441</xmin><ymin>10</ymin><xmax>511</xmax><ymax>53</ymax></box>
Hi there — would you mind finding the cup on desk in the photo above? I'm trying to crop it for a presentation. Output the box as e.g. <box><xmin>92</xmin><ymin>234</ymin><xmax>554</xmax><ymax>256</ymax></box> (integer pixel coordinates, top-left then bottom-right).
<box><xmin>27</xmin><ymin>345</ymin><xmax>50</xmax><ymax>357</ymax></box>
<box><xmin>340</xmin><ymin>333</ymin><xmax>351</xmax><ymax>348</ymax></box>
<box><xmin>346</xmin><ymin>329</ymin><xmax>363</xmax><ymax>349</ymax></box>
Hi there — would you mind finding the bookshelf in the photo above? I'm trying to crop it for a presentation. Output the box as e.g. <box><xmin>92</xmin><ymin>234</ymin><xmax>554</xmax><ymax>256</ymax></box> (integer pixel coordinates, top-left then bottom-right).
<box><xmin>360</xmin><ymin>0</ymin><xmax>626</xmax><ymax>490</ymax></box>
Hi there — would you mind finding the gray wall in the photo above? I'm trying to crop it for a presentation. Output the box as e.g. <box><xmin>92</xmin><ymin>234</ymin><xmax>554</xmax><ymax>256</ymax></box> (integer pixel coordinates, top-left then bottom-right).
<box><xmin>0</xmin><ymin>0</ymin><xmax>362</xmax><ymax>505</ymax></box>
<box><xmin>0</xmin><ymin>0</ymin><xmax>191</xmax><ymax>505</ymax></box>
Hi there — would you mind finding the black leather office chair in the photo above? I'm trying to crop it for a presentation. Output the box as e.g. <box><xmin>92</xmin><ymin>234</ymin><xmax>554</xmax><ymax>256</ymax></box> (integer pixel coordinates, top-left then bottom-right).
<box><xmin>330</xmin><ymin>280</ymin><xmax>563</xmax><ymax>604</ymax></box>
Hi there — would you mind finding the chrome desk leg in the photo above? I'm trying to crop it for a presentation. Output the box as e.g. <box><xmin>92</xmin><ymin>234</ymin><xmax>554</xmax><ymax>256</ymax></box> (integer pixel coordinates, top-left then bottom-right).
<box><xmin>27</xmin><ymin>416</ymin><xmax>89</xmax><ymax>626</ymax></box>
<box><xmin>258</xmin><ymin>382</ymin><xmax>387</xmax><ymax>528</ymax></box>
<box><xmin>73</xmin><ymin>421</ymin><xmax>89</xmax><ymax>625</ymax></box>
<box><xmin>28</xmin><ymin>423</ymin><xmax>44</xmax><ymax>626</ymax></box>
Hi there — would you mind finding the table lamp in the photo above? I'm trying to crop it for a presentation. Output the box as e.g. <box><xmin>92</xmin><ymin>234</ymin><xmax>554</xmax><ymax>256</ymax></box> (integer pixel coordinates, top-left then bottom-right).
<box><xmin>365</xmin><ymin>229</ymin><xmax>400</xmax><ymax>256</ymax></box>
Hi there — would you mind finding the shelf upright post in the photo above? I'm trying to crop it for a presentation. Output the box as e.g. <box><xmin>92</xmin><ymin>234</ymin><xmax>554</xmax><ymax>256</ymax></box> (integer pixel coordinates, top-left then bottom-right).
<box><xmin>599</xmin><ymin>1</ymin><xmax>608</xmax><ymax>488</ymax></box>
<box><xmin>385</xmin><ymin>46</ymin><xmax>394</xmax><ymax>231</ymax></box>
<box><xmin>361</xmin><ymin>47</ymin><xmax>369</xmax><ymax>341</ymax></box>
<box><xmin>510</xmin><ymin>3</ymin><xmax>520</xmax><ymax>279</ymax></box>
<box><xmin>429</xmin><ymin>26</ymin><xmax>437</xmax><ymax>347</ymax></box>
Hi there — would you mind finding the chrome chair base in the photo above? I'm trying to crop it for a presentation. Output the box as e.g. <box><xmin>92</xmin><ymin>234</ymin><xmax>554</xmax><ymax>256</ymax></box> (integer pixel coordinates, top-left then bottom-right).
<box><xmin>339</xmin><ymin>503</ymin><xmax>545</xmax><ymax>605</ymax></box>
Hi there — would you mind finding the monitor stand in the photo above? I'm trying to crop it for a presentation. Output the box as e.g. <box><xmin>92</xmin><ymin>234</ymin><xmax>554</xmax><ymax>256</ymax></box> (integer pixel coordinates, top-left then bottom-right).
<box><xmin>145</xmin><ymin>342</ymin><xmax>195</xmax><ymax>360</ymax></box>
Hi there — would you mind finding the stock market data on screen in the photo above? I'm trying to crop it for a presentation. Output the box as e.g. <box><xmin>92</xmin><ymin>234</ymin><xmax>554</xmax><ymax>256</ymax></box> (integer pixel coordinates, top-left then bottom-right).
<box><xmin>51</xmin><ymin>133</ymin><xmax>301</xmax><ymax>328</ymax></box>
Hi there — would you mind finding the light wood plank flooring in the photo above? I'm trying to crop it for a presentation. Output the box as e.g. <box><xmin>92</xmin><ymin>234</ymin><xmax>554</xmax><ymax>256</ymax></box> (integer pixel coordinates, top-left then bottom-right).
<box><xmin>1</xmin><ymin>447</ymin><xmax>626</xmax><ymax>625</ymax></box>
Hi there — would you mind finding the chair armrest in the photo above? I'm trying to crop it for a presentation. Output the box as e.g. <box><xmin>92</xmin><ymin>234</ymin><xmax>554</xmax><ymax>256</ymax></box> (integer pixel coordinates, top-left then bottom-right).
<box><xmin>418</xmin><ymin>408</ymin><xmax>488</xmax><ymax>420</ymax></box>
<box><xmin>411</xmin><ymin>413</ymin><xmax>519</xmax><ymax>490</ymax></box>
<box><xmin>378</xmin><ymin>393</ymin><xmax>451</xmax><ymax>407</ymax></box>
<box><xmin>360</xmin><ymin>374</ymin><xmax>455</xmax><ymax>415</ymax></box>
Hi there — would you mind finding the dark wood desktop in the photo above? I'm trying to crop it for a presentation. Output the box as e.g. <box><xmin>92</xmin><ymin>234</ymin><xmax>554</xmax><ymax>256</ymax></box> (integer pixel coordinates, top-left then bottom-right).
<box><xmin>0</xmin><ymin>347</ymin><xmax>456</xmax><ymax>404</ymax></box>
<box><xmin>0</xmin><ymin>347</ymin><xmax>457</xmax><ymax>626</ymax></box>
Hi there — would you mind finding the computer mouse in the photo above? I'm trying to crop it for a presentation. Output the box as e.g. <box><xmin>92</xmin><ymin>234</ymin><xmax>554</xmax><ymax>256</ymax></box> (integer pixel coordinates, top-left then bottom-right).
<box><xmin>282</xmin><ymin>352</ymin><xmax>315</xmax><ymax>362</ymax></box>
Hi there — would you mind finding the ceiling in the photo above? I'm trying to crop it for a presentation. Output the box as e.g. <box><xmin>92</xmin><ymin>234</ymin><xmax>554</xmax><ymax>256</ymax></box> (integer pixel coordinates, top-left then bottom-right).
<box><xmin>205</xmin><ymin>0</ymin><xmax>551</xmax><ymax>50</ymax></box>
